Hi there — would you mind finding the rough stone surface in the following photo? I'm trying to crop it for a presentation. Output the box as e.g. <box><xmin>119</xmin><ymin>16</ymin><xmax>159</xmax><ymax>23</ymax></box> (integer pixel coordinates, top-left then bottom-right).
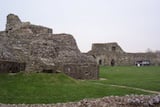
<box><xmin>87</xmin><ymin>42</ymin><xmax>160</xmax><ymax>66</ymax></box>
<box><xmin>0</xmin><ymin>95</ymin><xmax>160</xmax><ymax>107</ymax></box>
<box><xmin>0</xmin><ymin>14</ymin><xmax>98</xmax><ymax>79</ymax></box>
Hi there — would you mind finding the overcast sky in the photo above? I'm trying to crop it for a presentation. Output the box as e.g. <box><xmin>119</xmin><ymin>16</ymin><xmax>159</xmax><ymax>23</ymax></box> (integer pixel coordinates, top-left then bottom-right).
<box><xmin>0</xmin><ymin>0</ymin><xmax>160</xmax><ymax>52</ymax></box>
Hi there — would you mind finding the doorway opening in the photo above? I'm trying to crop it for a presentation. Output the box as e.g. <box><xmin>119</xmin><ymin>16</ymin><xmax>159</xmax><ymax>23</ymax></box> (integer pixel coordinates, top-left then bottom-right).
<box><xmin>111</xmin><ymin>59</ymin><xmax>115</xmax><ymax>66</ymax></box>
<box><xmin>99</xmin><ymin>59</ymin><xmax>102</xmax><ymax>65</ymax></box>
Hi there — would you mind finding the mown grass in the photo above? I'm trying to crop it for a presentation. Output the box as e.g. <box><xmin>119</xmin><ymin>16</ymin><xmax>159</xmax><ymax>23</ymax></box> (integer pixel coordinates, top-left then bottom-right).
<box><xmin>97</xmin><ymin>66</ymin><xmax>160</xmax><ymax>91</ymax></box>
<box><xmin>0</xmin><ymin>66</ymin><xmax>159</xmax><ymax>104</ymax></box>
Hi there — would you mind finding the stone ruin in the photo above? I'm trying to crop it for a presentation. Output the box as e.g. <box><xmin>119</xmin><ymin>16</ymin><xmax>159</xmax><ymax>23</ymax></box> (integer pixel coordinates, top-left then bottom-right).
<box><xmin>0</xmin><ymin>14</ymin><xmax>99</xmax><ymax>79</ymax></box>
<box><xmin>87</xmin><ymin>42</ymin><xmax>160</xmax><ymax>66</ymax></box>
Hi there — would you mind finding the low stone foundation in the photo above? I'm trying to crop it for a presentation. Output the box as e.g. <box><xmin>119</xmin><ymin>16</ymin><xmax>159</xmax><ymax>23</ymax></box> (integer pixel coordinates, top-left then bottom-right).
<box><xmin>62</xmin><ymin>64</ymin><xmax>99</xmax><ymax>80</ymax></box>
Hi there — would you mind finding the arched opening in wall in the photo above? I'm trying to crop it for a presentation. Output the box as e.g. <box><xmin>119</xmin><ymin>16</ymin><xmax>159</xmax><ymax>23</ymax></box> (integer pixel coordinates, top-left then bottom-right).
<box><xmin>99</xmin><ymin>59</ymin><xmax>102</xmax><ymax>65</ymax></box>
<box><xmin>111</xmin><ymin>59</ymin><xmax>115</xmax><ymax>66</ymax></box>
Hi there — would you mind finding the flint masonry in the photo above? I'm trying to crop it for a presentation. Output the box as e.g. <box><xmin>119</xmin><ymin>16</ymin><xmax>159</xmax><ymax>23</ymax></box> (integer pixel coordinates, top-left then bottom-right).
<box><xmin>87</xmin><ymin>42</ymin><xmax>160</xmax><ymax>66</ymax></box>
<box><xmin>0</xmin><ymin>14</ymin><xmax>99</xmax><ymax>79</ymax></box>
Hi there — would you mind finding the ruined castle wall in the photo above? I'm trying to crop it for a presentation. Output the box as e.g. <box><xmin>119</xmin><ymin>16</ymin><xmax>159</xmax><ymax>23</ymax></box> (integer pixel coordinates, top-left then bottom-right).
<box><xmin>0</xmin><ymin>14</ymin><xmax>99</xmax><ymax>79</ymax></box>
<box><xmin>28</xmin><ymin>25</ymin><xmax>52</xmax><ymax>34</ymax></box>
<box><xmin>88</xmin><ymin>43</ymin><xmax>160</xmax><ymax>66</ymax></box>
<box><xmin>5</xmin><ymin>14</ymin><xmax>52</xmax><ymax>34</ymax></box>
<box><xmin>92</xmin><ymin>43</ymin><xmax>124</xmax><ymax>54</ymax></box>
<box><xmin>62</xmin><ymin>63</ymin><xmax>99</xmax><ymax>80</ymax></box>
<box><xmin>6</xmin><ymin>14</ymin><xmax>22</xmax><ymax>31</ymax></box>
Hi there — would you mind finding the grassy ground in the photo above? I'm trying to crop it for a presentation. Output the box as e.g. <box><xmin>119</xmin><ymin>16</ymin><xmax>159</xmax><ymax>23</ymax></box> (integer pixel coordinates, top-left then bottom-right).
<box><xmin>98</xmin><ymin>66</ymin><xmax>160</xmax><ymax>91</ymax></box>
<box><xmin>0</xmin><ymin>66</ymin><xmax>159</xmax><ymax>104</ymax></box>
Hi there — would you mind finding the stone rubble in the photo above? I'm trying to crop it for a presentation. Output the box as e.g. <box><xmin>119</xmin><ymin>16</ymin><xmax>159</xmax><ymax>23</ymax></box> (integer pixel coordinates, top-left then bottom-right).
<box><xmin>0</xmin><ymin>95</ymin><xmax>160</xmax><ymax>107</ymax></box>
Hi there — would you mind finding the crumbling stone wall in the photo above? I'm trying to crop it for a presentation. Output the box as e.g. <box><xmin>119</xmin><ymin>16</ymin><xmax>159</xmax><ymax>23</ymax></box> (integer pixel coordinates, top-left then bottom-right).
<box><xmin>62</xmin><ymin>63</ymin><xmax>99</xmax><ymax>79</ymax></box>
<box><xmin>88</xmin><ymin>42</ymin><xmax>160</xmax><ymax>66</ymax></box>
<box><xmin>0</xmin><ymin>14</ymin><xmax>98</xmax><ymax>79</ymax></box>
<box><xmin>5</xmin><ymin>14</ymin><xmax>52</xmax><ymax>34</ymax></box>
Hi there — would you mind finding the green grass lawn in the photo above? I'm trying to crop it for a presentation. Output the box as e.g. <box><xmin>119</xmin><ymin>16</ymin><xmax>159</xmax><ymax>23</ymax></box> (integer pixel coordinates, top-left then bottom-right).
<box><xmin>98</xmin><ymin>66</ymin><xmax>160</xmax><ymax>91</ymax></box>
<box><xmin>0</xmin><ymin>66</ymin><xmax>160</xmax><ymax>104</ymax></box>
